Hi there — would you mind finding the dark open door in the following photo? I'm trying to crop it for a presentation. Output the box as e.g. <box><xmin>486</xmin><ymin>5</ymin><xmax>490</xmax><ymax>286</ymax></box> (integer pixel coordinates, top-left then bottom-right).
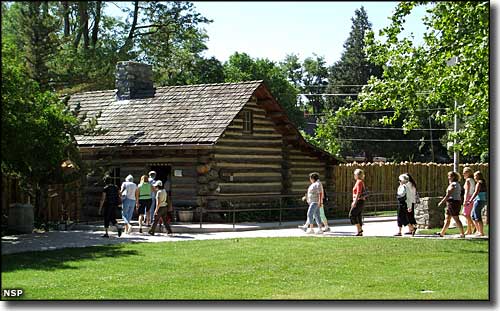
<box><xmin>149</xmin><ymin>165</ymin><xmax>173</xmax><ymax>215</ymax></box>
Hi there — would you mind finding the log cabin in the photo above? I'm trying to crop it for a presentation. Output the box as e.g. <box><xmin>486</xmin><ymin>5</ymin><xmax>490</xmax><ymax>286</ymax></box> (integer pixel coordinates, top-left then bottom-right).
<box><xmin>69</xmin><ymin>61</ymin><xmax>338</xmax><ymax>220</ymax></box>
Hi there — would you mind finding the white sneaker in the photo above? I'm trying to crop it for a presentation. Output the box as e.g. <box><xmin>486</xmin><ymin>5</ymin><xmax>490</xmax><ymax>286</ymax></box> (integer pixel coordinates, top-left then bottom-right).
<box><xmin>298</xmin><ymin>225</ymin><xmax>307</xmax><ymax>231</ymax></box>
<box><xmin>306</xmin><ymin>229</ymin><xmax>315</xmax><ymax>234</ymax></box>
<box><xmin>324</xmin><ymin>226</ymin><xmax>331</xmax><ymax>232</ymax></box>
<box><xmin>316</xmin><ymin>229</ymin><xmax>324</xmax><ymax>234</ymax></box>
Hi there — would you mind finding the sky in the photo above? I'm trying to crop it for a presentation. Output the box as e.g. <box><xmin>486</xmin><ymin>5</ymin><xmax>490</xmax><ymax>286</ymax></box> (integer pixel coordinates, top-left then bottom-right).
<box><xmin>192</xmin><ymin>1</ymin><xmax>429</xmax><ymax>64</ymax></box>
<box><xmin>106</xmin><ymin>1</ymin><xmax>430</xmax><ymax>65</ymax></box>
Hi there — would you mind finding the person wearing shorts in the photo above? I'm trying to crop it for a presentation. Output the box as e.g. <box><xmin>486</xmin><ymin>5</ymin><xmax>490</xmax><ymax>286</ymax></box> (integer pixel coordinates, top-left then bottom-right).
<box><xmin>436</xmin><ymin>171</ymin><xmax>465</xmax><ymax>238</ymax></box>
<box><xmin>467</xmin><ymin>171</ymin><xmax>487</xmax><ymax>236</ymax></box>
<box><xmin>461</xmin><ymin>167</ymin><xmax>476</xmax><ymax>234</ymax></box>
<box><xmin>136</xmin><ymin>175</ymin><xmax>152</xmax><ymax>233</ymax></box>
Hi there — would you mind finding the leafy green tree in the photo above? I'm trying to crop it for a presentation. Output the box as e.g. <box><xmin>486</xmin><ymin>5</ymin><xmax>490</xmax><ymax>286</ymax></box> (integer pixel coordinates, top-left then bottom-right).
<box><xmin>359</xmin><ymin>1</ymin><xmax>488</xmax><ymax>159</ymax></box>
<box><xmin>2</xmin><ymin>36</ymin><xmax>84</xmax><ymax>221</ymax></box>
<box><xmin>224</xmin><ymin>52</ymin><xmax>304</xmax><ymax>128</ymax></box>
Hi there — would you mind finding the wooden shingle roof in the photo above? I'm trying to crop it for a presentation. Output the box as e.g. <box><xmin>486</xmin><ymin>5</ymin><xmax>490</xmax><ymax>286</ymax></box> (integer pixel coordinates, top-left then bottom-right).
<box><xmin>69</xmin><ymin>81</ymin><xmax>263</xmax><ymax>146</ymax></box>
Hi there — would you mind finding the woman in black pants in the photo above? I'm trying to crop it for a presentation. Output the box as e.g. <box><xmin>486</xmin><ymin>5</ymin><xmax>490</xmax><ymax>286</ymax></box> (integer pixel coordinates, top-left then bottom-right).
<box><xmin>405</xmin><ymin>173</ymin><xmax>418</xmax><ymax>235</ymax></box>
<box><xmin>395</xmin><ymin>174</ymin><xmax>410</xmax><ymax>236</ymax></box>
<box><xmin>98</xmin><ymin>176</ymin><xmax>123</xmax><ymax>238</ymax></box>
<box><xmin>350</xmin><ymin>169</ymin><xmax>366</xmax><ymax>236</ymax></box>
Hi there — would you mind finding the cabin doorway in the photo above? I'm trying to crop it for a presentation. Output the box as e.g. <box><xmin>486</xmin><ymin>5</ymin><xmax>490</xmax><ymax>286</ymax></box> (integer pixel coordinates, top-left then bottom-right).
<box><xmin>149</xmin><ymin>165</ymin><xmax>173</xmax><ymax>216</ymax></box>
<box><xmin>149</xmin><ymin>165</ymin><xmax>171</xmax><ymax>190</ymax></box>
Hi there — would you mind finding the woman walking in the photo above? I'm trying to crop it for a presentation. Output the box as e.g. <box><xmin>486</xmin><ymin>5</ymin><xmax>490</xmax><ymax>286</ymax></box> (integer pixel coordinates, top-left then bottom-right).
<box><xmin>466</xmin><ymin>171</ymin><xmax>487</xmax><ymax>236</ymax></box>
<box><xmin>436</xmin><ymin>171</ymin><xmax>465</xmax><ymax>238</ymax></box>
<box><xmin>297</xmin><ymin>173</ymin><xmax>324</xmax><ymax>234</ymax></box>
<box><xmin>98</xmin><ymin>176</ymin><xmax>123</xmax><ymax>238</ymax></box>
<box><xmin>136</xmin><ymin>175</ymin><xmax>152</xmax><ymax>233</ymax></box>
<box><xmin>350</xmin><ymin>169</ymin><xmax>366</xmax><ymax>236</ymax></box>
<box><xmin>462</xmin><ymin>167</ymin><xmax>476</xmax><ymax>235</ymax></box>
<box><xmin>405</xmin><ymin>173</ymin><xmax>418</xmax><ymax>235</ymax></box>
<box><xmin>298</xmin><ymin>174</ymin><xmax>330</xmax><ymax>233</ymax></box>
<box><xmin>394</xmin><ymin>174</ymin><xmax>416</xmax><ymax>236</ymax></box>
<box><xmin>121</xmin><ymin>174</ymin><xmax>138</xmax><ymax>234</ymax></box>
<box><xmin>148</xmin><ymin>180</ymin><xmax>173</xmax><ymax>236</ymax></box>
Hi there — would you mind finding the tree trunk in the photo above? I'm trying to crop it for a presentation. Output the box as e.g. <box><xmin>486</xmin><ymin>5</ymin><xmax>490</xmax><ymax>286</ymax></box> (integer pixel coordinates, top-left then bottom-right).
<box><xmin>91</xmin><ymin>1</ymin><xmax>101</xmax><ymax>47</ymax></box>
<box><xmin>62</xmin><ymin>1</ymin><xmax>70</xmax><ymax>37</ymax></box>
<box><xmin>119</xmin><ymin>1</ymin><xmax>139</xmax><ymax>54</ymax></box>
<box><xmin>76</xmin><ymin>1</ymin><xmax>89</xmax><ymax>50</ymax></box>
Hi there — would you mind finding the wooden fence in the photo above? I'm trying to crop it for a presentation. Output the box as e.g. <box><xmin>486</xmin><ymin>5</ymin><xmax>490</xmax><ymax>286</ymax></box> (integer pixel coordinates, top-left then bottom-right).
<box><xmin>332</xmin><ymin>162</ymin><xmax>489</xmax><ymax>213</ymax></box>
<box><xmin>1</xmin><ymin>175</ymin><xmax>82</xmax><ymax>223</ymax></box>
<box><xmin>2</xmin><ymin>162</ymin><xmax>489</xmax><ymax>223</ymax></box>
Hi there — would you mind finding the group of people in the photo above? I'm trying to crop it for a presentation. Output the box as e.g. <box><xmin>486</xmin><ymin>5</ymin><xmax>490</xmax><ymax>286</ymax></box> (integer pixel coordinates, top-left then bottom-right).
<box><xmin>299</xmin><ymin>169</ymin><xmax>368</xmax><ymax>236</ymax></box>
<box><xmin>435</xmin><ymin>167</ymin><xmax>488</xmax><ymax>238</ymax></box>
<box><xmin>299</xmin><ymin>167</ymin><xmax>488</xmax><ymax>238</ymax></box>
<box><xmin>98</xmin><ymin>170</ymin><xmax>174</xmax><ymax>238</ymax></box>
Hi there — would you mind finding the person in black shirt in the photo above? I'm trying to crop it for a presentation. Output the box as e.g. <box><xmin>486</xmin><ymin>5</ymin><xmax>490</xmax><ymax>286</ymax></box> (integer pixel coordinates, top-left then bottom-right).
<box><xmin>99</xmin><ymin>176</ymin><xmax>123</xmax><ymax>238</ymax></box>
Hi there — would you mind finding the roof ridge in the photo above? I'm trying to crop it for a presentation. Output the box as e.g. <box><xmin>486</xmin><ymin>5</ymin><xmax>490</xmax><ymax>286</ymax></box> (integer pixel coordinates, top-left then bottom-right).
<box><xmin>156</xmin><ymin>80</ymin><xmax>263</xmax><ymax>89</ymax></box>
<box><xmin>70</xmin><ymin>81</ymin><xmax>264</xmax><ymax>95</ymax></box>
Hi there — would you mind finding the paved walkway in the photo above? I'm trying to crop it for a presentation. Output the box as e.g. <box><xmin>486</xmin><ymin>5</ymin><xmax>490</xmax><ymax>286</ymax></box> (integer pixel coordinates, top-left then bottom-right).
<box><xmin>1</xmin><ymin>216</ymin><xmax>487</xmax><ymax>255</ymax></box>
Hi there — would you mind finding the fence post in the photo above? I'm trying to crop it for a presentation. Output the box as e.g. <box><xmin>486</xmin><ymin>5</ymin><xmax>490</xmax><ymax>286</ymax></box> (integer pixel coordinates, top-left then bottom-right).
<box><xmin>199</xmin><ymin>207</ymin><xmax>203</xmax><ymax>229</ymax></box>
<box><xmin>279</xmin><ymin>197</ymin><xmax>282</xmax><ymax>227</ymax></box>
<box><xmin>232</xmin><ymin>203</ymin><xmax>236</xmax><ymax>231</ymax></box>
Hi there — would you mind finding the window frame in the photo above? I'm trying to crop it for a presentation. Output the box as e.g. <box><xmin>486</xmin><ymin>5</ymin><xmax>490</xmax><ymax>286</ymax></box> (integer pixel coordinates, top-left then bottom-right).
<box><xmin>242</xmin><ymin>110</ymin><xmax>253</xmax><ymax>134</ymax></box>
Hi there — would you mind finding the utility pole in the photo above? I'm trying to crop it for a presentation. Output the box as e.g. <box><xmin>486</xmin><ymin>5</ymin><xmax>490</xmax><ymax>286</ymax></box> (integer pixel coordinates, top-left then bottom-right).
<box><xmin>453</xmin><ymin>99</ymin><xmax>459</xmax><ymax>172</ymax></box>
<box><xmin>446</xmin><ymin>56</ymin><xmax>460</xmax><ymax>172</ymax></box>
<box><xmin>428</xmin><ymin>116</ymin><xmax>435</xmax><ymax>162</ymax></box>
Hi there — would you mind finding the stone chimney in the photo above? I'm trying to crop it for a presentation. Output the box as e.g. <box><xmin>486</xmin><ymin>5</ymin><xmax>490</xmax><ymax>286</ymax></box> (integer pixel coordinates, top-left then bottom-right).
<box><xmin>115</xmin><ymin>61</ymin><xmax>155</xmax><ymax>100</ymax></box>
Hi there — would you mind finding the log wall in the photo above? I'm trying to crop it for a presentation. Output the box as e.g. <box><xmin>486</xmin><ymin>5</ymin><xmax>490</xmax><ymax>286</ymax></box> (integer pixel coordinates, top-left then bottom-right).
<box><xmin>288</xmin><ymin>147</ymin><xmax>333</xmax><ymax>207</ymax></box>
<box><xmin>214</xmin><ymin>101</ymin><xmax>284</xmax><ymax>208</ymax></box>
<box><xmin>81</xmin><ymin>148</ymin><xmax>205</xmax><ymax>217</ymax></box>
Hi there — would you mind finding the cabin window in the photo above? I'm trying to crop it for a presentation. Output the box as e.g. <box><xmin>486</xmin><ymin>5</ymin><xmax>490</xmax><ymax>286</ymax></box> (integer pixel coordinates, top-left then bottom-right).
<box><xmin>242</xmin><ymin>110</ymin><xmax>253</xmax><ymax>134</ymax></box>
<box><xmin>109</xmin><ymin>167</ymin><xmax>121</xmax><ymax>186</ymax></box>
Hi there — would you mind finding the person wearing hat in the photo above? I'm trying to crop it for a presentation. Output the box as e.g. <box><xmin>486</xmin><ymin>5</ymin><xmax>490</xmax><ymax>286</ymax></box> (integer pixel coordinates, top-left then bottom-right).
<box><xmin>148</xmin><ymin>180</ymin><xmax>173</xmax><ymax>236</ymax></box>
<box><xmin>395</xmin><ymin>173</ymin><xmax>415</xmax><ymax>236</ymax></box>
<box><xmin>148</xmin><ymin>171</ymin><xmax>157</xmax><ymax>225</ymax></box>
<box><xmin>120</xmin><ymin>174</ymin><xmax>138</xmax><ymax>234</ymax></box>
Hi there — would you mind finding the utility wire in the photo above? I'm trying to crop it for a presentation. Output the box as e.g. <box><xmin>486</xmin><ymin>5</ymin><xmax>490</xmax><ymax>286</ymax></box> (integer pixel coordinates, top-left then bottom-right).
<box><xmin>337</xmin><ymin>138</ymin><xmax>438</xmax><ymax>142</ymax></box>
<box><xmin>306</xmin><ymin>123</ymin><xmax>450</xmax><ymax>131</ymax></box>
<box><xmin>305</xmin><ymin>107</ymin><xmax>447</xmax><ymax>115</ymax></box>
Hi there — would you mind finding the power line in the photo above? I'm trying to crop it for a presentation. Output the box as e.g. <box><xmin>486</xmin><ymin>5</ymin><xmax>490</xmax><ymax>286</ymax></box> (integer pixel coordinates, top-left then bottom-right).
<box><xmin>299</xmin><ymin>93</ymin><xmax>359</xmax><ymax>96</ymax></box>
<box><xmin>303</xmin><ymin>85</ymin><xmax>366</xmax><ymax>88</ymax></box>
<box><xmin>305</xmin><ymin>107</ymin><xmax>447</xmax><ymax>115</ymax></box>
<box><xmin>306</xmin><ymin>123</ymin><xmax>450</xmax><ymax>131</ymax></box>
<box><xmin>337</xmin><ymin>138</ymin><xmax>438</xmax><ymax>142</ymax></box>
<box><xmin>299</xmin><ymin>91</ymin><xmax>432</xmax><ymax>97</ymax></box>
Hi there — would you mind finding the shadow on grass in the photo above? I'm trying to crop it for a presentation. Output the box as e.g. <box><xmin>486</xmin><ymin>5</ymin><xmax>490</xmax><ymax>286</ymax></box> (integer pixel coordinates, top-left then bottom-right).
<box><xmin>1</xmin><ymin>243</ymin><xmax>139</xmax><ymax>273</ymax></box>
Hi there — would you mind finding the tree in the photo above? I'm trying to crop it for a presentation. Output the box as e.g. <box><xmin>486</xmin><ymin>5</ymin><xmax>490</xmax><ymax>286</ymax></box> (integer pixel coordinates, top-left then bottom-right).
<box><xmin>131</xmin><ymin>1</ymin><xmax>213</xmax><ymax>86</ymax></box>
<box><xmin>224</xmin><ymin>52</ymin><xmax>304</xmax><ymax>128</ymax></box>
<box><xmin>358</xmin><ymin>1</ymin><xmax>489</xmax><ymax>160</ymax></box>
<box><xmin>2</xmin><ymin>35</ymin><xmax>91</xmax><ymax>222</ymax></box>
<box><xmin>327</xmin><ymin>6</ymin><xmax>382</xmax><ymax>111</ymax></box>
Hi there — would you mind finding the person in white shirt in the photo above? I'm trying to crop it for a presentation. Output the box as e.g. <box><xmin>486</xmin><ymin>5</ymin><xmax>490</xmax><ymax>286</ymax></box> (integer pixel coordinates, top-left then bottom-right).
<box><xmin>299</xmin><ymin>172</ymin><xmax>324</xmax><ymax>234</ymax></box>
<box><xmin>405</xmin><ymin>173</ymin><xmax>418</xmax><ymax>235</ymax></box>
<box><xmin>148</xmin><ymin>180</ymin><xmax>173</xmax><ymax>236</ymax></box>
<box><xmin>395</xmin><ymin>174</ymin><xmax>416</xmax><ymax>236</ymax></box>
<box><xmin>120</xmin><ymin>174</ymin><xmax>138</xmax><ymax>234</ymax></box>
<box><xmin>462</xmin><ymin>167</ymin><xmax>476</xmax><ymax>235</ymax></box>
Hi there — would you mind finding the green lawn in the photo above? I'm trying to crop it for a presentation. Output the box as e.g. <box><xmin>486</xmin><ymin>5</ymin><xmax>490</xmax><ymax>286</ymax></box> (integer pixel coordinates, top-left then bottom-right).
<box><xmin>1</xmin><ymin>237</ymin><xmax>489</xmax><ymax>300</ymax></box>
